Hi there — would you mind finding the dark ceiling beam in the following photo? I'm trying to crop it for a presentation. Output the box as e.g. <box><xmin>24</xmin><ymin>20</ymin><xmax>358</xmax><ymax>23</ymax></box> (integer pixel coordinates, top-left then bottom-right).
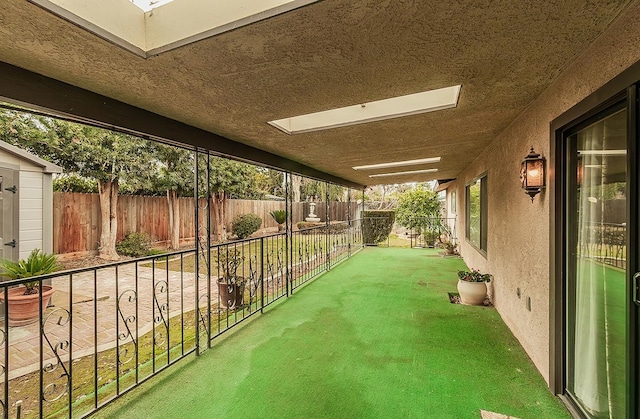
<box><xmin>0</xmin><ymin>61</ymin><xmax>364</xmax><ymax>190</ymax></box>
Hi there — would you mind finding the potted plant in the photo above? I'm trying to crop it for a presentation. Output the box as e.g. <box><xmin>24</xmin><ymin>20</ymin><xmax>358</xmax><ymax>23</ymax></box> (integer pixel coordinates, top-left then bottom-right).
<box><xmin>216</xmin><ymin>249</ymin><xmax>246</xmax><ymax>309</ymax></box>
<box><xmin>269</xmin><ymin>209</ymin><xmax>287</xmax><ymax>232</ymax></box>
<box><xmin>456</xmin><ymin>269</ymin><xmax>491</xmax><ymax>305</ymax></box>
<box><xmin>440</xmin><ymin>240</ymin><xmax>458</xmax><ymax>256</ymax></box>
<box><xmin>0</xmin><ymin>249</ymin><xmax>61</xmax><ymax>326</ymax></box>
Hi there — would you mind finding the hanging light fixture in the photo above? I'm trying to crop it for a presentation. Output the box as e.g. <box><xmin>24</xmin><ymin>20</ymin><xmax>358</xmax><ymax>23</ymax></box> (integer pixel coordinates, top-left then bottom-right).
<box><xmin>520</xmin><ymin>147</ymin><xmax>546</xmax><ymax>202</ymax></box>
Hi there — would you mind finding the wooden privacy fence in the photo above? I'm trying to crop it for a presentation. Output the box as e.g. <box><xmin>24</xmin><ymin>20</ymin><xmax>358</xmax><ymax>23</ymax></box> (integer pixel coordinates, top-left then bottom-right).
<box><xmin>53</xmin><ymin>193</ymin><xmax>357</xmax><ymax>255</ymax></box>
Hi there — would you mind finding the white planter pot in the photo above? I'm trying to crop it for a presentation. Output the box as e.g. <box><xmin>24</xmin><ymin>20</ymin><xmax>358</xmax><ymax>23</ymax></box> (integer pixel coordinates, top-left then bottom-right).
<box><xmin>456</xmin><ymin>280</ymin><xmax>487</xmax><ymax>305</ymax></box>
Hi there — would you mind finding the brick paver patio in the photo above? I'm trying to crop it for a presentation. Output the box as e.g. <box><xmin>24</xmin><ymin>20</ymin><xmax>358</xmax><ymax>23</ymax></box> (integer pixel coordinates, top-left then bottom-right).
<box><xmin>2</xmin><ymin>263</ymin><xmax>209</xmax><ymax>380</ymax></box>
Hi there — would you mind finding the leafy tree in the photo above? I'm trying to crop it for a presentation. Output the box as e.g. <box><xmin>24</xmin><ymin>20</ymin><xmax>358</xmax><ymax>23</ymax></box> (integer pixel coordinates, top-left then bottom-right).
<box><xmin>53</xmin><ymin>174</ymin><xmax>99</xmax><ymax>193</ymax></box>
<box><xmin>47</xmin><ymin>120</ymin><xmax>152</xmax><ymax>259</ymax></box>
<box><xmin>0</xmin><ymin>109</ymin><xmax>151</xmax><ymax>259</ymax></box>
<box><xmin>0</xmin><ymin>107</ymin><xmax>276</xmax><ymax>253</ymax></box>
<box><xmin>291</xmin><ymin>174</ymin><xmax>303</xmax><ymax>202</ymax></box>
<box><xmin>364</xmin><ymin>184</ymin><xmax>413</xmax><ymax>210</ymax></box>
<box><xmin>148</xmin><ymin>143</ymin><xmax>195</xmax><ymax>250</ymax></box>
<box><xmin>0</xmin><ymin>108</ymin><xmax>49</xmax><ymax>155</ymax></box>
<box><xmin>252</xmin><ymin>168</ymin><xmax>284</xmax><ymax>199</ymax></box>
<box><xmin>198</xmin><ymin>155</ymin><xmax>262</xmax><ymax>242</ymax></box>
<box><xmin>300</xmin><ymin>179</ymin><xmax>346</xmax><ymax>202</ymax></box>
<box><xmin>395</xmin><ymin>185</ymin><xmax>445</xmax><ymax>244</ymax></box>
<box><xmin>396</xmin><ymin>185</ymin><xmax>442</xmax><ymax>227</ymax></box>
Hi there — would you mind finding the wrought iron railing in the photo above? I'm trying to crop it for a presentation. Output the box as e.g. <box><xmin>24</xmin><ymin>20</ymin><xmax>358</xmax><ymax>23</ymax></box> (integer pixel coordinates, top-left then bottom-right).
<box><xmin>409</xmin><ymin>217</ymin><xmax>457</xmax><ymax>249</ymax></box>
<box><xmin>579</xmin><ymin>221</ymin><xmax>626</xmax><ymax>269</ymax></box>
<box><xmin>0</xmin><ymin>220</ymin><xmax>363</xmax><ymax>418</ymax></box>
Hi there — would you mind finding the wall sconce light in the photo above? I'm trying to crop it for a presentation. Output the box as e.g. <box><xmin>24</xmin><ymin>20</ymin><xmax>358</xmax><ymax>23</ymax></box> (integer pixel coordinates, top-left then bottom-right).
<box><xmin>520</xmin><ymin>146</ymin><xmax>546</xmax><ymax>202</ymax></box>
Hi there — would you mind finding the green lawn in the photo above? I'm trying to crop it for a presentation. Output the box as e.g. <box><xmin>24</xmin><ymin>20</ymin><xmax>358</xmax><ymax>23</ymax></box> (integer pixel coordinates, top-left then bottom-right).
<box><xmin>96</xmin><ymin>248</ymin><xmax>568</xmax><ymax>418</ymax></box>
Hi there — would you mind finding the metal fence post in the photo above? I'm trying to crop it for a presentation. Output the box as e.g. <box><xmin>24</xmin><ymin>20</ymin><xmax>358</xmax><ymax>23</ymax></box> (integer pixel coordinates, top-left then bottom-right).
<box><xmin>361</xmin><ymin>188</ymin><xmax>366</xmax><ymax>249</ymax></box>
<box><xmin>285</xmin><ymin>172</ymin><xmax>290</xmax><ymax>298</ymax></box>
<box><xmin>206</xmin><ymin>153</ymin><xmax>212</xmax><ymax>349</ymax></box>
<box><xmin>260</xmin><ymin>237</ymin><xmax>265</xmax><ymax>313</ymax></box>
<box><xmin>193</xmin><ymin>149</ymin><xmax>200</xmax><ymax>356</ymax></box>
<box><xmin>325</xmin><ymin>182</ymin><xmax>330</xmax><ymax>271</ymax></box>
<box><xmin>347</xmin><ymin>188</ymin><xmax>352</xmax><ymax>257</ymax></box>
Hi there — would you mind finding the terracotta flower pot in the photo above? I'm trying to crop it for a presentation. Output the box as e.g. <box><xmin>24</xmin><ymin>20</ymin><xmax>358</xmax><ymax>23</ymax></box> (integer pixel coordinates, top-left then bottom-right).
<box><xmin>456</xmin><ymin>280</ymin><xmax>487</xmax><ymax>305</ymax></box>
<box><xmin>0</xmin><ymin>285</ymin><xmax>55</xmax><ymax>326</ymax></box>
<box><xmin>217</xmin><ymin>280</ymin><xmax>245</xmax><ymax>309</ymax></box>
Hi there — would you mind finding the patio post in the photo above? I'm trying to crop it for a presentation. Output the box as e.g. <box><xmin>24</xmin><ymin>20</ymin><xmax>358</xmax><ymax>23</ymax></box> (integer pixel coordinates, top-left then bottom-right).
<box><xmin>260</xmin><ymin>237</ymin><xmax>264</xmax><ymax>313</ymax></box>
<box><xmin>347</xmin><ymin>188</ymin><xmax>351</xmax><ymax>257</ymax></box>
<box><xmin>325</xmin><ymin>181</ymin><xmax>330</xmax><ymax>270</ymax></box>
<box><xmin>362</xmin><ymin>188</ymin><xmax>365</xmax><ymax>248</ymax></box>
<box><xmin>288</xmin><ymin>172</ymin><xmax>294</xmax><ymax>295</ymax></box>
<box><xmin>205</xmin><ymin>152</ymin><xmax>211</xmax><ymax>349</ymax></box>
<box><xmin>285</xmin><ymin>171</ymin><xmax>290</xmax><ymax>297</ymax></box>
<box><xmin>194</xmin><ymin>149</ymin><xmax>200</xmax><ymax>355</ymax></box>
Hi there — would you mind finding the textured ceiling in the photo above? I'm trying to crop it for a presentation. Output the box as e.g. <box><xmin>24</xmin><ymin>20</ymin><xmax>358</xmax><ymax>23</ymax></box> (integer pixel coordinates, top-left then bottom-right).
<box><xmin>0</xmin><ymin>0</ymin><xmax>634</xmax><ymax>186</ymax></box>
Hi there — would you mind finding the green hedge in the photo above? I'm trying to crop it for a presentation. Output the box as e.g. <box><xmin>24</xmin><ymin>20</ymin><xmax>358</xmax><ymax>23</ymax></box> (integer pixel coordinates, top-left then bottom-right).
<box><xmin>363</xmin><ymin>210</ymin><xmax>395</xmax><ymax>244</ymax></box>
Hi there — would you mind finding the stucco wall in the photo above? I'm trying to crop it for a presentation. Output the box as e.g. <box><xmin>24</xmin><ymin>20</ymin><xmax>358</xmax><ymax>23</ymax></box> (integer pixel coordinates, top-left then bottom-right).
<box><xmin>452</xmin><ymin>1</ymin><xmax>640</xmax><ymax>385</ymax></box>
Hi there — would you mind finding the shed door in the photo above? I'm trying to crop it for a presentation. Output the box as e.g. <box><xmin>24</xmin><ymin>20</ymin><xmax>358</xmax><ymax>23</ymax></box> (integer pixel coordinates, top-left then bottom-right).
<box><xmin>0</xmin><ymin>167</ymin><xmax>18</xmax><ymax>261</ymax></box>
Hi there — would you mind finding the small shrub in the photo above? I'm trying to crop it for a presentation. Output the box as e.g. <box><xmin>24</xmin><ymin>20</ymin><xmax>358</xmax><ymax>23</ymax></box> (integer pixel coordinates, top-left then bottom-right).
<box><xmin>457</xmin><ymin>269</ymin><xmax>491</xmax><ymax>282</ymax></box>
<box><xmin>269</xmin><ymin>209</ymin><xmax>287</xmax><ymax>225</ymax></box>
<box><xmin>116</xmin><ymin>232</ymin><xmax>152</xmax><ymax>257</ymax></box>
<box><xmin>363</xmin><ymin>210</ymin><xmax>395</xmax><ymax>244</ymax></box>
<box><xmin>232</xmin><ymin>213</ymin><xmax>262</xmax><ymax>239</ymax></box>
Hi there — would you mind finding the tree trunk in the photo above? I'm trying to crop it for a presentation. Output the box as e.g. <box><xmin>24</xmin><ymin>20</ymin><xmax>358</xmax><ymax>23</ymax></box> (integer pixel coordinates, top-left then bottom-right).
<box><xmin>291</xmin><ymin>175</ymin><xmax>302</xmax><ymax>202</ymax></box>
<box><xmin>97</xmin><ymin>179</ymin><xmax>119</xmax><ymax>260</ymax></box>
<box><xmin>211</xmin><ymin>191</ymin><xmax>227</xmax><ymax>242</ymax></box>
<box><xmin>167</xmin><ymin>189</ymin><xmax>180</xmax><ymax>250</ymax></box>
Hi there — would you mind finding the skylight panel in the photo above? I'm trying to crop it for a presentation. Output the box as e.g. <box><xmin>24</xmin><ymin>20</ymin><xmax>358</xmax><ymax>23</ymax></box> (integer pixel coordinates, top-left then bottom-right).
<box><xmin>35</xmin><ymin>0</ymin><xmax>322</xmax><ymax>56</ymax></box>
<box><xmin>369</xmin><ymin>169</ymin><xmax>438</xmax><ymax>178</ymax></box>
<box><xmin>352</xmin><ymin>157</ymin><xmax>441</xmax><ymax>171</ymax></box>
<box><xmin>268</xmin><ymin>85</ymin><xmax>461</xmax><ymax>134</ymax></box>
<box><xmin>130</xmin><ymin>0</ymin><xmax>174</xmax><ymax>12</ymax></box>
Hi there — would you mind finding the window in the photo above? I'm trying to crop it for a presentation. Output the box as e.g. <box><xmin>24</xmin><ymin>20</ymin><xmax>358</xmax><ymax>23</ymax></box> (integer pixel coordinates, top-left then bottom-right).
<box><xmin>465</xmin><ymin>175</ymin><xmax>487</xmax><ymax>253</ymax></box>
<box><xmin>450</xmin><ymin>190</ymin><xmax>456</xmax><ymax>214</ymax></box>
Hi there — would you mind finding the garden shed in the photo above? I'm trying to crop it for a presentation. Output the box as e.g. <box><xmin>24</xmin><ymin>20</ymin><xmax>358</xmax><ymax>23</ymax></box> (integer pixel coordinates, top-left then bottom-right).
<box><xmin>0</xmin><ymin>140</ymin><xmax>61</xmax><ymax>261</ymax></box>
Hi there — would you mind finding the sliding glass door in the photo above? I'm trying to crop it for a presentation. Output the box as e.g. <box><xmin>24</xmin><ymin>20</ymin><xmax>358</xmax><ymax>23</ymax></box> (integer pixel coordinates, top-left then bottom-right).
<box><xmin>563</xmin><ymin>98</ymin><xmax>635</xmax><ymax>418</ymax></box>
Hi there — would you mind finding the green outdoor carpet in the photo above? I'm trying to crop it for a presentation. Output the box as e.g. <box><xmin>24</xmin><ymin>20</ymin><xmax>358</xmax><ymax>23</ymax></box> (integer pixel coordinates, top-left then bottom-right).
<box><xmin>96</xmin><ymin>248</ymin><xmax>569</xmax><ymax>419</ymax></box>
